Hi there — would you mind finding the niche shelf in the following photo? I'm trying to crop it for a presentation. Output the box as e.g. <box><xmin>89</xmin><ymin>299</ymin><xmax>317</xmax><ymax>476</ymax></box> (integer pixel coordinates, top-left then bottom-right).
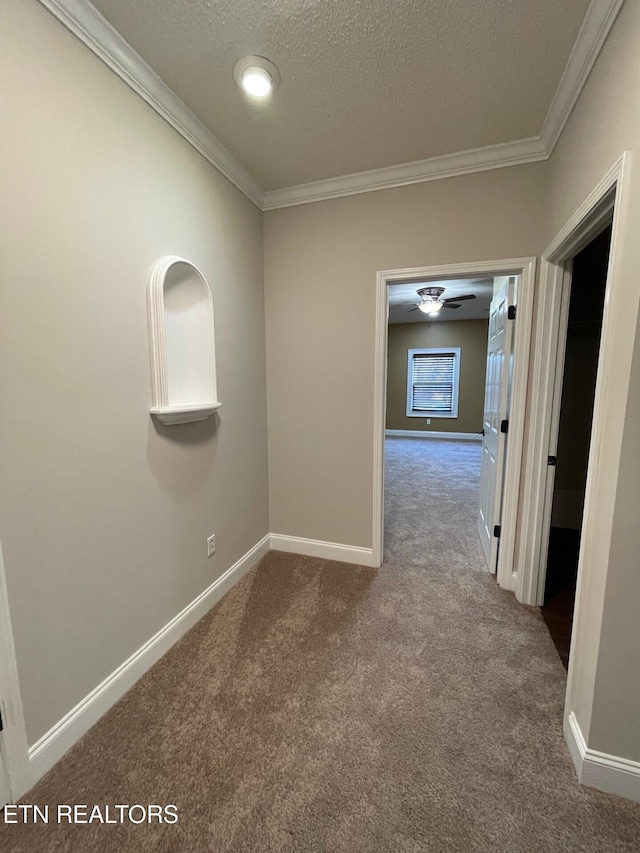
<box><xmin>147</xmin><ymin>256</ymin><xmax>221</xmax><ymax>425</ymax></box>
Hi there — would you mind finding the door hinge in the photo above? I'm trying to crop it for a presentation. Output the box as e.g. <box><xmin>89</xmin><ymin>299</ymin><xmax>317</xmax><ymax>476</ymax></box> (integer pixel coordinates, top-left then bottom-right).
<box><xmin>500</xmin><ymin>419</ymin><xmax>509</xmax><ymax>434</ymax></box>
<box><xmin>507</xmin><ymin>305</ymin><xmax>517</xmax><ymax>320</ymax></box>
<box><xmin>493</xmin><ymin>525</ymin><xmax>501</xmax><ymax>538</ymax></box>
<box><xmin>548</xmin><ymin>455</ymin><xmax>557</xmax><ymax>466</ymax></box>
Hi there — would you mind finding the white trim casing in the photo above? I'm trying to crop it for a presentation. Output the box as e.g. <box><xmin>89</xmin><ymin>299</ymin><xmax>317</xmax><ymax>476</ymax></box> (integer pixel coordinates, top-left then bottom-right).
<box><xmin>385</xmin><ymin>430</ymin><xmax>481</xmax><ymax>441</ymax></box>
<box><xmin>405</xmin><ymin>347</ymin><xmax>461</xmax><ymax>419</ymax></box>
<box><xmin>536</xmin><ymin>268</ymin><xmax>574</xmax><ymax>584</ymax></box>
<box><xmin>0</xmin><ymin>543</ymin><xmax>30</xmax><ymax>802</ymax></box>
<box><xmin>516</xmin><ymin>154</ymin><xmax>626</xmax><ymax>607</ymax></box>
<box><xmin>28</xmin><ymin>534</ymin><xmax>271</xmax><ymax>785</ymax></box>
<box><xmin>37</xmin><ymin>0</ymin><xmax>623</xmax><ymax>211</ymax></box>
<box><xmin>269</xmin><ymin>534</ymin><xmax>377</xmax><ymax>568</ymax></box>
<box><xmin>375</xmin><ymin>260</ymin><xmax>537</xmax><ymax>591</ymax></box>
<box><xmin>565</xmin><ymin>712</ymin><xmax>640</xmax><ymax>802</ymax></box>
<box><xmin>516</xmin><ymin>153</ymin><xmax>640</xmax><ymax>804</ymax></box>
<box><xmin>372</xmin><ymin>266</ymin><xmax>389</xmax><ymax>568</ymax></box>
<box><xmin>496</xmin><ymin>260</ymin><xmax>537</xmax><ymax>592</ymax></box>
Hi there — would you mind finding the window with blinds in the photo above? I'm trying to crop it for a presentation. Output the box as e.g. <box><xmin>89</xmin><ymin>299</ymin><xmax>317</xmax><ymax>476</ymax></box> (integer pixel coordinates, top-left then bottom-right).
<box><xmin>406</xmin><ymin>347</ymin><xmax>461</xmax><ymax>418</ymax></box>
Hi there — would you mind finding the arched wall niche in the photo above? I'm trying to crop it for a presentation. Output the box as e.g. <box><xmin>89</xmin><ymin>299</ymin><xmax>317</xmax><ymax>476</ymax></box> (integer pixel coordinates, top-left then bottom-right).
<box><xmin>147</xmin><ymin>256</ymin><xmax>221</xmax><ymax>424</ymax></box>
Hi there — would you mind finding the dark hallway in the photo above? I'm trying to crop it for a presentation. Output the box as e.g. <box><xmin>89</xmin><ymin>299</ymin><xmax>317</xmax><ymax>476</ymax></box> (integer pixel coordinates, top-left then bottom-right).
<box><xmin>541</xmin><ymin>225</ymin><xmax>611</xmax><ymax>669</ymax></box>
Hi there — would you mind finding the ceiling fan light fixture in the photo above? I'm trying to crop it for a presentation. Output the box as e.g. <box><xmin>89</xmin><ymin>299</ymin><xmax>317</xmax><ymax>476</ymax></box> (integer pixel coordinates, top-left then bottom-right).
<box><xmin>418</xmin><ymin>301</ymin><xmax>442</xmax><ymax>314</ymax></box>
<box><xmin>234</xmin><ymin>56</ymin><xmax>281</xmax><ymax>99</ymax></box>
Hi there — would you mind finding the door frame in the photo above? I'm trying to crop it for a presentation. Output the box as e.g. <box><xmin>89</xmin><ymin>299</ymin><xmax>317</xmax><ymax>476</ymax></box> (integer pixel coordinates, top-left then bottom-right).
<box><xmin>0</xmin><ymin>540</ymin><xmax>30</xmax><ymax>803</ymax></box>
<box><xmin>373</xmin><ymin>257</ymin><xmax>537</xmax><ymax>590</ymax></box>
<box><xmin>516</xmin><ymin>152</ymin><xmax>630</xmax><ymax>606</ymax></box>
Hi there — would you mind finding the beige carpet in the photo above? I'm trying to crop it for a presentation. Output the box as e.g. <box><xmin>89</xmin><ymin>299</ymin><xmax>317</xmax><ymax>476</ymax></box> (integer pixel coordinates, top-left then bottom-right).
<box><xmin>2</xmin><ymin>441</ymin><xmax>640</xmax><ymax>851</ymax></box>
<box><xmin>384</xmin><ymin>437</ymin><xmax>486</xmax><ymax>570</ymax></box>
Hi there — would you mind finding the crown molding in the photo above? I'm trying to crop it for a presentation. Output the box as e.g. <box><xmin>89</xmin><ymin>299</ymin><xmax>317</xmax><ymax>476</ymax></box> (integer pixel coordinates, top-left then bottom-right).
<box><xmin>37</xmin><ymin>0</ymin><xmax>623</xmax><ymax>212</ymax></box>
<box><xmin>263</xmin><ymin>0</ymin><xmax>625</xmax><ymax>210</ymax></box>
<box><xmin>37</xmin><ymin>0</ymin><xmax>265</xmax><ymax>209</ymax></box>
<box><xmin>262</xmin><ymin>137</ymin><xmax>547</xmax><ymax>210</ymax></box>
<box><xmin>540</xmin><ymin>0</ymin><xmax>626</xmax><ymax>153</ymax></box>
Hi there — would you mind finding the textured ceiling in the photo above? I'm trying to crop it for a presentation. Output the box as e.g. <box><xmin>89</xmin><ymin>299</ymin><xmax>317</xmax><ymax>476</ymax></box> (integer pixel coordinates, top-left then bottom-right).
<box><xmin>90</xmin><ymin>0</ymin><xmax>591</xmax><ymax>191</ymax></box>
<box><xmin>388</xmin><ymin>279</ymin><xmax>493</xmax><ymax>324</ymax></box>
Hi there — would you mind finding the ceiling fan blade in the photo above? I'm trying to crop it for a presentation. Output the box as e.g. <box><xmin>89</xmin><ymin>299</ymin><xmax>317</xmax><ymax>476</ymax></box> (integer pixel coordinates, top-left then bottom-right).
<box><xmin>442</xmin><ymin>303</ymin><xmax>461</xmax><ymax>309</ymax></box>
<box><xmin>407</xmin><ymin>306</ymin><xmax>420</xmax><ymax>312</ymax></box>
<box><xmin>442</xmin><ymin>294</ymin><xmax>476</xmax><ymax>303</ymax></box>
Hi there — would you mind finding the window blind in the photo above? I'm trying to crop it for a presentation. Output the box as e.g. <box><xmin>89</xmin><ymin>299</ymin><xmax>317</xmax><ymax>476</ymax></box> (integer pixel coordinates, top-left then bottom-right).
<box><xmin>411</xmin><ymin>352</ymin><xmax>456</xmax><ymax>414</ymax></box>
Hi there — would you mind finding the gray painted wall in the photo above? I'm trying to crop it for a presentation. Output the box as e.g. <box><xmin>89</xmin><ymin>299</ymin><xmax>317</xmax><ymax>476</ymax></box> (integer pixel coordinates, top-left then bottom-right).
<box><xmin>264</xmin><ymin>165</ymin><xmax>547</xmax><ymax>548</ymax></box>
<box><xmin>0</xmin><ymin>2</ymin><xmax>269</xmax><ymax>744</ymax></box>
<box><xmin>545</xmin><ymin>0</ymin><xmax>640</xmax><ymax>763</ymax></box>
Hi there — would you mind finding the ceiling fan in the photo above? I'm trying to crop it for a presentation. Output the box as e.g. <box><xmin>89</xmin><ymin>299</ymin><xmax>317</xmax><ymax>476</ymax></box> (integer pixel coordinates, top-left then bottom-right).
<box><xmin>406</xmin><ymin>286</ymin><xmax>476</xmax><ymax>315</ymax></box>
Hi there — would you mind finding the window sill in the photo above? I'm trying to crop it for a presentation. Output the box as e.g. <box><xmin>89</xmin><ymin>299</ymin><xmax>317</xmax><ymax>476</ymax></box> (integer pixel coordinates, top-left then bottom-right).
<box><xmin>406</xmin><ymin>412</ymin><xmax>459</xmax><ymax>419</ymax></box>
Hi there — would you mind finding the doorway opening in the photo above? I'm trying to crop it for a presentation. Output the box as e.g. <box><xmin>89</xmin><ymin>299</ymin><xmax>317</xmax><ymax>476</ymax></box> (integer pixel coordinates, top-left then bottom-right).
<box><xmin>384</xmin><ymin>277</ymin><xmax>491</xmax><ymax>569</ymax></box>
<box><xmin>515</xmin><ymin>153</ymin><xmax>628</xmax><ymax>611</ymax></box>
<box><xmin>540</xmin><ymin>225</ymin><xmax>612</xmax><ymax>668</ymax></box>
<box><xmin>373</xmin><ymin>259</ymin><xmax>536</xmax><ymax>591</ymax></box>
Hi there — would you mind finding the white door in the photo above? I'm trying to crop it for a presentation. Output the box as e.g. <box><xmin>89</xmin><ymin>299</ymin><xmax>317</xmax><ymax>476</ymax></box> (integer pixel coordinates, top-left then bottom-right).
<box><xmin>478</xmin><ymin>276</ymin><xmax>516</xmax><ymax>572</ymax></box>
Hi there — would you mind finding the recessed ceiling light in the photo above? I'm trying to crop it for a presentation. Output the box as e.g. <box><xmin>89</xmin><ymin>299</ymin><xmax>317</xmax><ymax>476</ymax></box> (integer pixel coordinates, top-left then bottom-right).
<box><xmin>234</xmin><ymin>56</ymin><xmax>281</xmax><ymax>99</ymax></box>
<box><xmin>242</xmin><ymin>67</ymin><xmax>272</xmax><ymax>97</ymax></box>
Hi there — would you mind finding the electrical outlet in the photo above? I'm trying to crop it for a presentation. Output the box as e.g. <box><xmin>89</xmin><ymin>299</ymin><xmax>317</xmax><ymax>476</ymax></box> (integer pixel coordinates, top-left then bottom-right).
<box><xmin>427</xmin><ymin>418</ymin><xmax>431</xmax><ymax>424</ymax></box>
<box><xmin>207</xmin><ymin>534</ymin><xmax>216</xmax><ymax>557</ymax></box>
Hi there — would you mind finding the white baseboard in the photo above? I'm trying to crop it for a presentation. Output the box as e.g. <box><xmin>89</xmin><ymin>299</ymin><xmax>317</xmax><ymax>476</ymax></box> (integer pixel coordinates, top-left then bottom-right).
<box><xmin>385</xmin><ymin>429</ymin><xmax>481</xmax><ymax>441</ymax></box>
<box><xmin>26</xmin><ymin>531</ymin><xmax>376</xmax><ymax>788</ymax></box>
<box><xmin>28</xmin><ymin>534</ymin><xmax>271</xmax><ymax>786</ymax></box>
<box><xmin>269</xmin><ymin>534</ymin><xmax>378</xmax><ymax>568</ymax></box>
<box><xmin>565</xmin><ymin>711</ymin><xmax>640</xmax><ymax>803</ymax></box>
